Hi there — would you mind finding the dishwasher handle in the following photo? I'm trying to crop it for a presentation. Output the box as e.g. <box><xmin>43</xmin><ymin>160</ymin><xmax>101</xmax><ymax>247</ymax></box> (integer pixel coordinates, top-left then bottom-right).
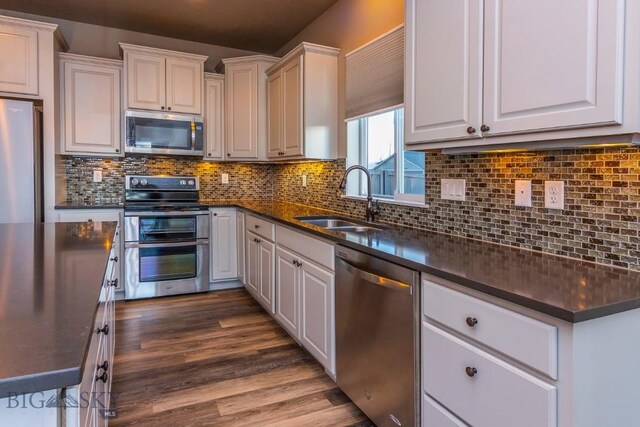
<box><xmin>340</xmin><ymin>258</ymin><xmax>413</xmax><ymax>295</ymax></box>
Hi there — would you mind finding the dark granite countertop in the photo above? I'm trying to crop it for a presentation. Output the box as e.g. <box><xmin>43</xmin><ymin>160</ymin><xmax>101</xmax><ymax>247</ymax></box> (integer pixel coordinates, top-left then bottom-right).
<box><xmin>201</xmin><ymin>199</ymin><xmax>640</xmax><ymax>323</ymax></box>
<box><xmin>0</xmin><ymin>222</ymin><xmax>116</xmax><ymax>399</ymax></box>
<box><xmin>55</xmin><ymin>202</ymin><xmax>124</xmax><ymax>209</ymax></box>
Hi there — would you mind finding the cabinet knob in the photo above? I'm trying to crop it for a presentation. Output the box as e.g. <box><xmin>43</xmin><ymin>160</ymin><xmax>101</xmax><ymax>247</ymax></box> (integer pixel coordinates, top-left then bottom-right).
<box><xmin>466</xmin><ymin>127</ymin><xmax>476</xmax><ymax>134</ymax></box>
<box><xmin>110</xmin><ymin>278</ymin><xmax>118</xmax><ymax>287</ymax></box>
<box><xmin>227</xmin><ymin>153</ymin><xmax>231</xmax><ymax>157</ymax></box>
<box><xmin>115</xmin><ymin>148</ymin><xmax>120</xmax><ymax>153</ymax></box>
<box><xmin>213</xmin><ymin>213</ymin><xmax>217</xmax><ymax>216</ymax></box>
<box><xmin>481</xmin><ymin>124</ymin><xmax>490</xmax><ymax>132</ymax></box>
<box><xmin>465</xmin><ymin>367</ymin><xmax>478</xmax><ymax>378</ymax></box>
<box><xmin>96</xmin><ymin>371</ymin><xmax>109</xmax><ymax>383</ymax></box>
<box><xmin>96</xmin><ymin>324</ymin><xmax>109</xmax><ymax>335</ymax></box>
<box><xmin>255</xmin><ymin>225</ymin><xmax>260</xmax><ymax>229</ymax></box>
<box><xmin>465</xmin><ymin>317</ymin><xmax>478</xmax><ymax>328</ymax></box>
<box><xmin>110</xmin><ymin>256</ymin><xmax>118</xmax><ymax>262</ymax></box>
<box><xmin>97</xmin><ymin>361</ymin><xmax>109</xmax><ymax>371</ymax></box>
<box><xmin>168</xmin><ymin>107</ymin><xmax>172</xmax><ymax>111</ymax></box>
<box><xmin>161</xmin><ymin>106</ymin><xmax>165</xmax><ymax>110</ymax></box>
<box><xmin>208</xmin><ymin>153</ymin><xmax>212</xmax><ymax>156</ymax></box>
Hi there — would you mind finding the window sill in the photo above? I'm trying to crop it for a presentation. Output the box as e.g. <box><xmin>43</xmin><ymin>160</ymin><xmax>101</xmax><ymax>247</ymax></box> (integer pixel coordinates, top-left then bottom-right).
<box><xmin>341</xmin><ymin>194</ymin><xmax>429</xmax><ymax>209</ymax></box>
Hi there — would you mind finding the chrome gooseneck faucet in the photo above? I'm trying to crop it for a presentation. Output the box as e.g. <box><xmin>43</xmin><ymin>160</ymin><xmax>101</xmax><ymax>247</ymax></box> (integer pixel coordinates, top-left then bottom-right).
<box><xmin>339</xmin><ymin>165</ymin><xmax>381</xmax><ymax>222</ymax></box>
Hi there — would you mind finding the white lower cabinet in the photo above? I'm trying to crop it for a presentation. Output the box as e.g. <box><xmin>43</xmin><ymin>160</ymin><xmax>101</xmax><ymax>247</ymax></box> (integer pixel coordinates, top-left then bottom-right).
<box><xmin>245</xmin><ymin>230</ymin><xmax>275</xmax><ymax>313</ymax></box>
<box><xmin>275</xmin><ymin>247</ymin><xmax>300</xmax><ymax>337</ymax></box>
<box><xmin>299</xmin><ymin>259</ymin><xmax>334</xmax><ymax>373</ymax></box>
<box><xmin>210</xmin><ymin>208</ymin><xmax>238</xmax><ymax>281</ymax></box>
<box><xmin>236</xmin><ymin>211</ymin><xmax>245</xmax><ymax>284</ymax></box>
<box><xmin>422</xmin><ymin>394</ymin><xmax>466</xmax><ymax>427</ymax></box>
<box><xmin>273</xmin><ymin>225</ymin><xmax>335</xmax><ymax>375</ymax></box>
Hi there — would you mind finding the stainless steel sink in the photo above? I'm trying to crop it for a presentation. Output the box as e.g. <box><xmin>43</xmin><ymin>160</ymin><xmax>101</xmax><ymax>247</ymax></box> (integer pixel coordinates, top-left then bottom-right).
<box><xmin>295</xmin><ymin>216</ymin><xmax>385</xmax><ymax>233</ymax></box>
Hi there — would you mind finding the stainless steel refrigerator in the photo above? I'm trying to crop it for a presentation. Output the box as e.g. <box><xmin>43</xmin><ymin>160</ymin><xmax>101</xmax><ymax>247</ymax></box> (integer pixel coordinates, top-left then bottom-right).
<box><xmin>0</xmin><ymin>98</ymin><xmax>43</xmax><ymax>223</ymax></box>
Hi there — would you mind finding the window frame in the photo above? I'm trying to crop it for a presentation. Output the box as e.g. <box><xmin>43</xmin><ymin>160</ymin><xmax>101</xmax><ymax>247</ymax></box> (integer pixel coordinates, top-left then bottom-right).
<box><xmin>345</xmin><ymin>107</ymin><xmax>426</xmax><ymax>206</ymax></box>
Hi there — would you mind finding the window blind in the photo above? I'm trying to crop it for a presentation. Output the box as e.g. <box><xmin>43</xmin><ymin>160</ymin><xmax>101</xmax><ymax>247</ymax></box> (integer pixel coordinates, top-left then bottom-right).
<box><xmin>345</xmin><ymin>25</ymin><xmax>404</xmax><ymax>120</ymax></box>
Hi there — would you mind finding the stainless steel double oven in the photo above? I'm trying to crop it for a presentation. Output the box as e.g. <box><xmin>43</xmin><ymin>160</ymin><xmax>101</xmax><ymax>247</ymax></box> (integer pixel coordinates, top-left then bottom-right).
<box><xmin>123</xmin><ymin>175</ymin><xmax>209</xmax><ymax>300</ymax></box>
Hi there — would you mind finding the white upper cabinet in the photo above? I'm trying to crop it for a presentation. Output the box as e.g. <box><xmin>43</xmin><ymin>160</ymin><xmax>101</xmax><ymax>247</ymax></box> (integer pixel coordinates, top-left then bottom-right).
<box><xmin>204</xmin><ymin>73</ymin><xmax>225</xmax><ymax>160</ymax></box>
<box><xmin>166</xmin><ymin>57</ymin><xmax>202</xmax><ymax>115</ymax></box>
<box><xmin>404</xmin><ymin>0</ymin><xmax>483</xmax><ymax>144</ymax></box>
<box><xmin>220</xmin><ymin>56</ymin><xmax>278</xmax><ymax>160</ymax></box>
<box><xmin>405</xmin><ymin>0</ymin><xmax>627</xmax><ymax>150</ymax></box>
<box><xmin>483</xmin><ymin>0</ymin><xmax>624</xmax><ymax>136</ymax></box>
<box><xmin>0</xmin><ymin>23</ymin><xmax>38</xmax><ymax>95</ymax></box>
<box><xmin>266</xmin><ymin>43</ymin><xmax>339</xmax><ymax>160</ymax></box>
<box><xmin>59</xmin><ymin>53</ymin><xmax>123</xmax><ymax>156</ymax></box>
<box><xmin>125</xmin><ymin>51</ymin><xmax>166</xmax><ymax>111</ymax></box>
<box><xmin>121</xmin><ymin>43</ymin><xmax>206</xmax><ymax>115</ymax></box>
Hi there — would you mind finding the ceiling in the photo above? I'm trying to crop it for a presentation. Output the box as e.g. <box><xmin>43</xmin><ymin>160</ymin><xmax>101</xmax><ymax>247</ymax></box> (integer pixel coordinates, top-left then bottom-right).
<box><xmin>0</xmin><ymin>0</ymin><xmax>341</xmax><ymax>53</ymax></box>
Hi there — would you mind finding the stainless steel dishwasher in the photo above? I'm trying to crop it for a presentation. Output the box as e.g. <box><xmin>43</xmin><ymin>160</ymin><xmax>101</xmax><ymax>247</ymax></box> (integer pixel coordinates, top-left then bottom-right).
<box><xmin>336</xmin><ymin>245</ymin><xmax>420</xmax><ymax>427</ymax></box>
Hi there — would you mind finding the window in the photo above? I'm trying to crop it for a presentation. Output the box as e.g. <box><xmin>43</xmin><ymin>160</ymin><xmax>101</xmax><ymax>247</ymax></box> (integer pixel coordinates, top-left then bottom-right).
<box><xmin>346</xmin><ymin>107</ymin><xmax>425</xmax><ymax>204</ymax></box>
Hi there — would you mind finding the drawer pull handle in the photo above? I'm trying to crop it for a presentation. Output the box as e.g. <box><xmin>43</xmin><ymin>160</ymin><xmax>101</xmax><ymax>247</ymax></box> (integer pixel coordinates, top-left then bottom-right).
<box><xmin>96</xmin><ymin>324</ymin><xmax>110</xmax><ymax>335</ymax></box>
<box><xmin>97</xmin><ymin>361</ymin><xmax>109</xmax><ymax>371</ymax></box>
<box><xmin>110</xmin><ymin>256</ymin><xmax>118</xmax><ymax>262</ymax></box>
<box><xmin>465</xmin><ymin>317</ymin><xmax>478</xmax><ymax>327</ymax></box>
<box><xmin>255</xmin><ymin>225</ymin><xmax>260</xmax><ymax>229</ymax></box>
<box><xmin>110</xmin><ymin>278</ymin><xmax>119</xmax><ymax>287</ymax></box>
<box><xmin>465</xmin><ymin>366</ymin><xmax>478</xmax><ymax>378</ymax></box>
<box><xmin>96</xmin><ymin>371</ymin><xmax>109</xmax><ymax>383</ymax></box>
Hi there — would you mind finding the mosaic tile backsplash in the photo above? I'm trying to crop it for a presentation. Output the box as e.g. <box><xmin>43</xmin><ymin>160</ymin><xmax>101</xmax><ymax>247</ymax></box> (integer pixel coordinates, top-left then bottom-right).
<box><xmin>273</xmin><ymin>148</ymin><xmax>640</xmax><ymax>271</ymax></box>
<box><xmin>63</xmin><ymin>156</ymin><xmax>274</xmax><ymax>203</ymax></box>
<box><xmin>65</xmin><ymin>147</ymin><xmax>640</xmax><ymax>270</ymax></box>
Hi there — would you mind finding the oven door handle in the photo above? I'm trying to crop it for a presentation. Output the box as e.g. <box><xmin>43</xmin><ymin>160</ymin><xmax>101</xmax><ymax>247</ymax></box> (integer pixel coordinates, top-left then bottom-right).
<box><xmin>125</xmin><ymin>240</ymin><xmax>209</xmax><ymax>249</ymax></box>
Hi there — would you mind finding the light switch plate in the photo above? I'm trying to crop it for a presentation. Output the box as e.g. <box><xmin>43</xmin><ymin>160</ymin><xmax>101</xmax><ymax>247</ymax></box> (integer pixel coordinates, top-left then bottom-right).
<box><xmin>302</xmin><ymin>175</ymin><xmax>307</xmax><ymax>187</ymax></box>
<box><xmin>221</xmin><ymin>173</ymin><xmax>229</xmax><ymax>184</ymax></box>
<box><xmin>545</xmin><ymin>181</ymin><xmax>565</xmax><ymax>210</ymax></box>
<box><xmin>441</xmin><ymin>179</ymin><xmax>466</xmax><ymax>201</ymax></box>
<box><xmin>514</xmin><ymin>180</ymin><xmax>532</xmax><ymax>207</ymax></box>
<box><xmin>93</xmin><ymin>170</ymin><xmax>102</xmax><ymax>183</ymax></box>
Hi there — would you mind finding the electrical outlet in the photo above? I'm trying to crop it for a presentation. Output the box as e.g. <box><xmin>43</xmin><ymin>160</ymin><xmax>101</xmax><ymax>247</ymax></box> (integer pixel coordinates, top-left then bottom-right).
<box><xmin>221</xmin><ymin>173</ymin><xmax>229</xmax><ymax>184</ymax></box>
<box><xmin>302</xmin><ymin>175</ymin><xmax>307</xmax><ymax>187</ymax></box>
<box><xmin>441</xmin><ymin>179</ymin><xmax>466</xmax><ymax>201</ymax></box>
<box><xmin>514</xmin><ymin>180</ymin><xmax>532</xmax><ymax>207</ymax></box>
<box><xmin>545</xmin><ymin>181</ymin><xmax>565</xmax><ymax>210</ymax></box>
<box><xmin>93</xmin><ymin>170</ymin><xmax>102</xmax><ymax>183</ymax></box>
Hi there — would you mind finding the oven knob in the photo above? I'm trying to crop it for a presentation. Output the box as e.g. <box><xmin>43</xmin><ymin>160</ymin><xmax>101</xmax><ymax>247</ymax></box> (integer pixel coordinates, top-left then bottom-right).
<box><xmin>131</xmin><ymin>178</ymin><xmax>139</xmax><ymax>186</ymax></box>
<box><xmin>180</xmin><ymin>180</ymin><xmax>187</xmax><ymax>186</ymax></box>
<box><xmin>140</xmin><ymin>179</ymin><xmax>148</xmax><ymax>186</ymax></box>
<box><xmin>188</xmin><ymin>180</ymin><xmax>195</xmax><ymax>186</ymax></box>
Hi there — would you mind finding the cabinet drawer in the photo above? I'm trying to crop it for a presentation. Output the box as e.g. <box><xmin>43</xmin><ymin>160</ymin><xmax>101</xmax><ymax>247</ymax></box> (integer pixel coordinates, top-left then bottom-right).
<box><xmin>422</xmin><ymin>279</ymin><xmax>558</xmax><ymax>378</ymax></box>
<box><xmin>276</xmin><ymin>225</ymin><xmax>334</xmax><ymax>270</ymax></box>
<box><xmin>422</xmin><ymin>394</ymin><xmax>466</xmax><ymax>427</ymax></box>
<box><xmin>58</xmin><ymin>211</ymin><xmax>120</xmax><ymax>223</ymax></box>
<box><xmin>246</xmin><ymin>214</ymin><xmax>275</xmax><ymax>241</ymax></box>
<box><xmin>423</xmin><ymin>323</ymin><xmax>557</xmax><ymax>427</ymax></box>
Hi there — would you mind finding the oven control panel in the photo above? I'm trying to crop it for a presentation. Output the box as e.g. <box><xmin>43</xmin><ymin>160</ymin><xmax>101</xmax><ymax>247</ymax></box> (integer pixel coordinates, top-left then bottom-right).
<box><xmin>126</xmin><ymin>175</ymin><xmax>199</xmax><ymax>190</ymax></box>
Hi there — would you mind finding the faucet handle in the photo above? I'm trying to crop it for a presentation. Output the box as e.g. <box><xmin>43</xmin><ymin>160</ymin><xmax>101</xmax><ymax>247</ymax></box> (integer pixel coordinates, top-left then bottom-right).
<box><xmin>371</xmin><ymin>200</ymin><xmax>381</xmax><ymax>214</ymax></box>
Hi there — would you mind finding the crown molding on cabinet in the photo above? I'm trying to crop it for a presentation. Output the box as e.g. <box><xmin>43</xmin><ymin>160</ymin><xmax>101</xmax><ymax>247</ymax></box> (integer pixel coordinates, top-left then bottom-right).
<box><xmin>58</xmin><ymin>52</ymin><xmax>123</xmax><ymax>68</ymax></box>
<box><xmin>118</xmin><ymin>42</ymin><xmax>207</xmax><ymax>63</ymax></box>
<box><xmin>0</xmin><ymin>14</ymin><xmax>68</xmax><ymax>51</ymax></box>
<box><xmin>266</xmin><ymin>42</ymin><xmax>339</xmax><ymax>75</ymax></box>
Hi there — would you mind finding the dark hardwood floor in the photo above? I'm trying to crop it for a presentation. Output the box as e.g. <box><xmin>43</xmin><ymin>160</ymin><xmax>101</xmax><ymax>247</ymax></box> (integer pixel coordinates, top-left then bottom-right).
<box><xmin>110</xmin><ymin>289</ymin><xmax>373</xmax><ymax>426</ymax></box>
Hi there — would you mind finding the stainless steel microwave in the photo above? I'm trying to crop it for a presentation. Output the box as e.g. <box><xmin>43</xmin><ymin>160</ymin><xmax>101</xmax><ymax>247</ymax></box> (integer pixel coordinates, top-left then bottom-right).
<box><xmin>125</xmin><ymin>110</ymin><xmax>204</xmax><ymax>156</ymax></box>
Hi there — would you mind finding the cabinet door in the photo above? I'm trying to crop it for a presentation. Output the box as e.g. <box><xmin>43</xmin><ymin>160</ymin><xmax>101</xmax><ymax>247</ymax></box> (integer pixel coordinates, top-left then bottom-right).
<box><xmin>210</xmin><ymin>210</ymin><xmax>238</xmax><ymax>281</ymax></box>
<box><xmin>236</xmin><ymin>211</ymin><xmax>245</xmax><ymax>284</ymax></box>
<box><xmin>267</xmin><ymin>71</ymin><xmax>283</xmax><ymax>158</ymax></box>
<box><xmin>483</xmin><ymin>0</ymin><xmax>624</xmax><ymax>135</ymax></box>
<box><xmin>258</xmin><ymin>239</ymin><xmax>275</xmax><ymax>314</ymax></box>
<box><xmin>405</xmin><ymin>0</ymin><xmax>483</xmax><ymax>144</ymax></box>
<box><xmin>63</xmin><ymin>61</ymin><xmax>122</xmax><ymax>155</ymax></box>
<box><xmin>226</xmin><ymin>63</ymin><xmax>258</xmax><ymax>158</ymax></box>
<box><xmin>300</xmin><ymin>259</ymin><xmax>335</xmax><ymax>372</ymax></box>
<box><xmin>204</xmin><ymin>78</ymin><xmax>224</xmax><ymax>160</ymax></box>
<box><xmin>275</xmin><ymin>247</ymin><xmax>300</xmax><ymax>338</ymax></box>
<box><xmin>245</xmin><ymin>232</ymin><xmax>260</xmax><ymax>296</ymax></box>
<box><xmin>282</xmin><ymin>56</ymin><xmax>304</xmax><ymax>157</ymax></box>
<box><xmin>166</xmin><ymin>58</ymin><xmax>203</xmax><ymax>114</ymax></box>
<box><xmin>0</xmin><ymin>24</ymin><xmax>38</xmax><ymax>95</ymax></box>
<box><xmin>126</xmin><ymin>52</ymin><xmax>166</xmax><ymax>111</ymax></box>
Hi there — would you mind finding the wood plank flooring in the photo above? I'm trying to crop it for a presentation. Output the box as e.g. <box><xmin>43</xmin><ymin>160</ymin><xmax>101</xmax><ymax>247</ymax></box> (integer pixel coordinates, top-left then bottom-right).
<box><xmin>110</xmin><ymin>289</ymin><xmax>373</xmax><ymax>426</ymax></box>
